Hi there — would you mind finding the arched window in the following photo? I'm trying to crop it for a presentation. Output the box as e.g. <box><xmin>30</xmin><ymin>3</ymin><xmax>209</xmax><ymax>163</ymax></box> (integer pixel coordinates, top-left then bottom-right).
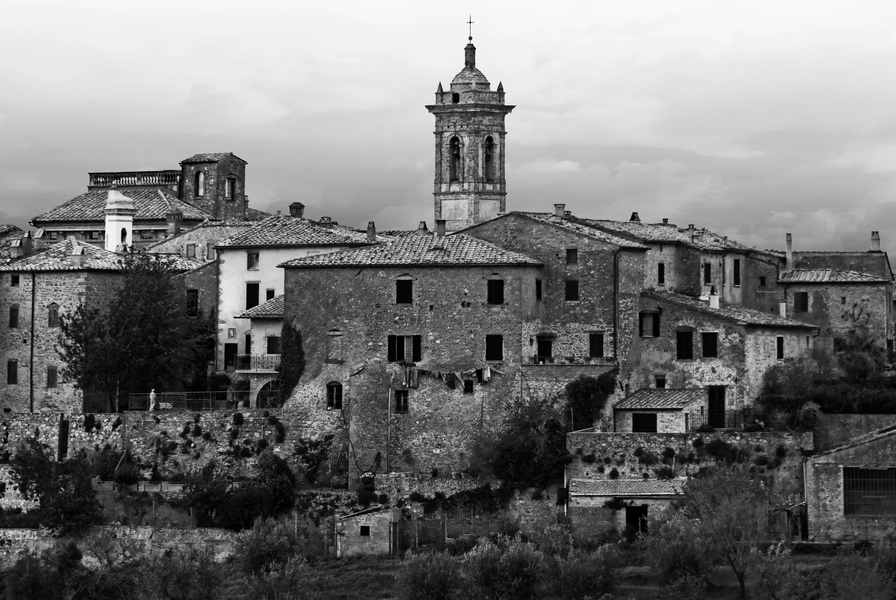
<box><xmin>47</xmin><ymin>303</ymin><xmax>59</xmax><ymax>328</ymax></box>
<box><xmin>194</xmin><ymin>171</ymin><xmax>205</xmax><ymax>197</ymax></box>
<box><xmin>120</xmin><ymin>228</ymin><xmax>127</xmax><ymax>246</ymax></box>
<box><xmin>451</xmin><ymin>92</ymin><xmax>460</xmax><ymax>104</ymax></box>
<box><xmin>8</xmin><ymin>304</ymin><xmax>19</xmax><ymax>329</ymax></box>
<box><xmin>326</xmin><ymin>382</ymin><xmax>343</xmax><ymax>410</ymax></box>
<box><xmin>449</xmin><ymin>137</ymin><xmax>461</xmax><ymax>183</ymax></box>
<box><xmin>484</xmin><ymin>136</ymin><xmax>495</xmax><ymax>182</ymax></box>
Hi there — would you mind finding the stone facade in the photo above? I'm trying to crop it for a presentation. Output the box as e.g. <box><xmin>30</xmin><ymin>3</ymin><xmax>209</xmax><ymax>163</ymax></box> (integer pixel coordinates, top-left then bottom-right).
<box><xmin>179</xmin><ymin>154</ymin><xmax>249</xmax><ymax>222</ymax></box>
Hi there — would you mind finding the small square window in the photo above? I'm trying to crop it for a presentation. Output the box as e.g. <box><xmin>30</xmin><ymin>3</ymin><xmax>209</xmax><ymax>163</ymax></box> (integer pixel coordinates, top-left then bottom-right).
<box><xmin>485</xmin><ymin>335</ymin><xmax>503</xmax><ymax>361</ymax></box>
<box><xmin>639</xmin><ymin>312</ymin><xmax>660</xmax><ymax>337</ymax></box>
<box><xmin>487</xmin><ymin>280</ymin><xmax>504</xmax><ymax>305</ymax></box>
<box><xmin>655</xmin><ymin>376</ymin><xmax>666</xmax><ymax>389</ymax></box>
<box><xmin>396</xmin><ymin>280</ymin><xmax>413</xmax><ymax>304</ymax></box>
<box><xmin>266</xmin><ymin>288</ymin><xmax>276</xmax><ymax>301</ymax></box>
<box><xmin>266</xmin><ymin>336</ymin><xmax>281</xmax><ymax>355</ymax></box>
<box><xmin>841</xmin><ymin>297</ymin><xmax>846</xmax><ymax>305</ymax></box>
<box><xmin>359</xmin><ymin>525</ymin><xmax>371</xmax><ymax>537</ymax></box>
<box><xmin>10</xmin><ymin>275</ymin><xmax>19</xmax><ymax>287</ymax></box>
<box><xmin>247</xmin><ymin>252</ymin><xmax>260</xmax><ymax>270</ymax></box>
<box><xmin>759</xmin><ymin>276</ymin><xmax>767</xmax><ymax>287</ymax></box>
<box><xmin>463</xmin><ymin>380</ymin><xmax>474</xmax><ymax>394</ymax></box>
<box><xmin>565</xmin><ymin>280</ymin><xmax>579</xmax><ymax>301</ymax></box>
<box><xmin>566</xmin><ymin>248</ymin><xmax>578</xmax><ymax>264</ymax></box>
<box><xmin>394</xmin><ymin>390</ymin><xmax>409</xmax><ymax>413</ymax></box>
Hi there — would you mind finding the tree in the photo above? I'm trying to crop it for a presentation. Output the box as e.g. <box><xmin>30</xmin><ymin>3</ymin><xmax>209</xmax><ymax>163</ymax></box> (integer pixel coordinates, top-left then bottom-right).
<box><xmin>58</xmin><ymin>252</ymin><xmax>208</xmax><ymax>411</ymax></box>
<box><xmin>278</xmin><ymin>319</ymin><xmax>305</xmax><ymax>404</ymax></box>
<box><xmin>565</xmin><ymin>370</ymin><xmax>617</xmax><ymax>431</ymax></box>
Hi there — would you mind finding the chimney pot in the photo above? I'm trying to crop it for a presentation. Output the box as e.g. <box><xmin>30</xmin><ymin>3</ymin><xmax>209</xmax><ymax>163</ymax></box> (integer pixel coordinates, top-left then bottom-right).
<box><xmin>417</xmin><ymin>221</ymin><xmax>428</xmax><ymax>231</ymax></box>
<box><xmin>554</xmin><ymin>203</ymin><xmax>566</xmax><ymax>218</ymax></box>
<box><xmin>662</xmin><ymin>218</ymin><xmax>669</xmax><ymax>224</ymax></box>
<box><xmin>871</xmin><ymin>231</ymin><xmax>881</xmax><ymax>252</ymax></box>
<box><xmin>436</xmin><ymin>219</ymin><xmax>446</xmax><ymax>237</ymax></box>
<box><xmin>785</xmin><ymin>233</ymin><xmax>793</xmax><ymax>271</ymax></box>
<box><xmin>289</xmin><ymin>202</ymin><xmax>305</xmax><ymax>218</ymax></box>
<box><xmin>366</xmin><ymin>221</ymin><xmax>376</xmax><ymax>242</ymax></box>
<box><xmin>319</xmin><ymin>216</ymin><xmax>332</xmax><ymax>225</ymax></box>
<box><xmin>630</xmin><ymin>212</ymin><xmax>640</xmax><ymax>222</ymax></box>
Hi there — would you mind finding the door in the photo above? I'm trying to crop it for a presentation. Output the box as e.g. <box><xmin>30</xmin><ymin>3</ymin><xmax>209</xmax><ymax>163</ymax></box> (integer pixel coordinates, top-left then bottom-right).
<box><xmin>224</xmin><ymin>343</ymin><xmax>238</xmax><ymax>370</ymax></box>
<box><xmin>537</xmin><ymin>338</ymin><xmax>553</xmax><ymax>362</ymax></box>
<box><xmin>708</xmin><ymin>386</ymin><xmax>726</xmax><ymax>428</ymax></box>
<box><xmin>625</xmin><ymin>505</ymin><xmax>648</xmax><ymax>534</ymax></box>
<box><xmin>632</xmin><ymin>413</ymin><xmax>658</xmax><ymax>433</ymax></box>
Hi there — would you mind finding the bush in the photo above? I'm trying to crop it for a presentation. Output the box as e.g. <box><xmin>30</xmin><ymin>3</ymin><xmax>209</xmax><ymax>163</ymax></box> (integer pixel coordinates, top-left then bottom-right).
<box><xmin>233</xmin><ymin>517</ymin><xmax>307</xmax><ymax>576</ymax></box>
<box><xmin>233</xmin><ymin>412</ymin><xmax>244</xmax><ymax>426</ymax></box>
<box><xmin>463</xmin><ymin>536</ymin><xmax>545</xmax><ymax>600</ymax></box>
<box><xmin>396</xmin><ymin>552</ymin><xmax>464</xmax><ymax>600</ymax></box>
<box><xmin>550</xmin><ymin>547</ymin><xmax>617</xmax><ymax>600</ymax></box>
<box><xmin>565</xmin><ymin>370</ymin><xmax>617</xmax><ymax>431</ymax></box>
<box><xmin>237</xmin><ymin>555</ymin><xmax>321</xmax><ymax>600</ymax></box>
<box><xmin>696</xmin><ymin>424</ymin><xmax>715</xmax><ymax>433</ymax></box>
<box><xmin>582</xmin><ymin>453</ymin><xmax>596</xmax><ymax>464</ymax></box>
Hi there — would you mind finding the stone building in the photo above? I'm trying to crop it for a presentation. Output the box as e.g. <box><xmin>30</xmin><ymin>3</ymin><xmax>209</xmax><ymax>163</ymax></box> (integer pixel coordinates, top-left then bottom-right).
<box><xmin>805</xmin><ymin>425</ymin><xmax>896</xmax><ymax>542</ymax></box>
<box><xmin>214</xmin><ymin>207</ymin><xmax>377</xmax><ymax>371</ymax></box>
<box><xmin>612</xmin><ymin>388</ymin><xmax>706</xmax><ymax>433</ymax></box>
<box><xmin>427</xmin><ymin>39</ymin><xmax>513</xmax><ymax>232</ymax></box>
<box><xmin>279</xmin><ymin>225</ymin><xmax>542</xmax><ymax>481</ymax></box>
<box><xmin>234</xmin><ymin>294</ymin><xmax>284</xmax><ymax>407</ymax></box>
<box><xmin>567</xmin><ymin>478</ymin><xmax>683</xmax><ymax>539</ymax></box>
<box><xmin>629</xmin><ymin>289</ymin><xmax>818</xmax><ymax>426</ymax></box>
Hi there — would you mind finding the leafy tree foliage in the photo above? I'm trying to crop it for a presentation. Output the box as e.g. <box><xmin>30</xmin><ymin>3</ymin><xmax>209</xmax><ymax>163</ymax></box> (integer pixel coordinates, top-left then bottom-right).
<box><xmin>565</xmin><ymin>370</ymin><xmax>617</xmax><ymax>431</ymax></box>
<box><xmin>278</xmin><ymin>319</ymin><xmax>305</xmax><ymax>404</ymax></box>
<box><xmin>57</xmin><ymin>252</ymin><xmax>211</xmax><ymax>411</ymax></box>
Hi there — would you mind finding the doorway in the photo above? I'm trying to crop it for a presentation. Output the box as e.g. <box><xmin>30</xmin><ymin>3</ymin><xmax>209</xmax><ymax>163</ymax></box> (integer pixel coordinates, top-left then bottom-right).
<box><xmin>708</xmin><ymin>386</ymin><xmax>726</xmax><ymax>428</ymax></box>
<box><xmin>625</xmin><ymin>505</ymin><xmax>648</xmax><ymax>534</ymax></box>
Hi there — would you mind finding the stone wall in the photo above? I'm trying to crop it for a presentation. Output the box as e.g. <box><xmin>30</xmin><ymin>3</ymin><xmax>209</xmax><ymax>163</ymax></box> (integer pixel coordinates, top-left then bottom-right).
<box><xmin>814</xmin><ymin>413</ymin><xmax>896</xmax><ymax>451</ymax></box>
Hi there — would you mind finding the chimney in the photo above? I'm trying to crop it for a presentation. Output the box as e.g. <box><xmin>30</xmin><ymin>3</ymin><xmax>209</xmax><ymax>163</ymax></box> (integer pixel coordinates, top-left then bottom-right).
<box><xmin>70</xmin><ymin>242</ymin><xmax>85</xmax><ymax>268</ymax></box>
<box><xmin>708</xmin><ymin>285</ymin><xmax>720</xmax><ymax>309</ymax></box>
<box><xmin>9</xmin><ymin>233</ymin><xmax>33</xmax><ymax>260</ymax></box>
<box><xmin>367</xmin><ymin>221</ymin><xmax>376</xmax><ymax>242</ymax></box>
<box><xmin>785</xmin><ymin>233</ymin><xmax>793</xmax><ymax>270</ymax></box>
<box><xmin>436</xmin><ymin>219</ymin><xmax>446</xmax><ymax>237</ymax></box>
<box><xmin>688</xmin><ymin>224</ymin><xmax>695</xmax><ymax>242</ymax></box>
<box><xmin>630</xmin><ymin>212</ymin><xmax>640</xmax><ymax>222</ymax></box>
<box><xmin>554</xmin><ymin>203</ymin><xmax>565</xmax><ymax>218</ymax></box>
<box><xmin>662</xmin><ymin>218</ymin><xmax>669</xmax><ymax>224</ymax></box>
<box><xmin>779</xmin><ymin>301</ymin><xmax>787</xmax><ymax>318</ymax></box>
<box><xmin>165</xmin><ymin>208</ymin><xmax>183</xmax><ymax>236</ymax></box>
<box><xmin>871</xmin><ymin>231</ymin><xmax>881</xmax><ymax>252</ymax></box>
<box><xmin>417</xmin><ymin>221</ymin><xmax>428</xmax><ymax>232</ymax></box>
<box><xmin>564</xmin><ymin>210</ymin><xmax>572</xmax><ymax>217</ymax></box>
<box><xmin>289</xmin><ymin>202</ymin><xmax>305</xmax><ymax>218</ymax></box>
<box><xmin>319</xmin><ymin>216</ymin><xmax>332</xmax><ymax>225</ymax></box>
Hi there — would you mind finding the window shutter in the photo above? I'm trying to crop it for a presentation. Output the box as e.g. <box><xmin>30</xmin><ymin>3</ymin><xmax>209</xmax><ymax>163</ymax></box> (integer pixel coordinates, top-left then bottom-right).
<box><xmin>653</xmin><ymin>313</ymin><xmax>661</xmax><ymax>337</ymax></box>
<box><xmin>412</xmin><ymin>335</ymin><xmax>422</xmax><ymax>362</ymax></box>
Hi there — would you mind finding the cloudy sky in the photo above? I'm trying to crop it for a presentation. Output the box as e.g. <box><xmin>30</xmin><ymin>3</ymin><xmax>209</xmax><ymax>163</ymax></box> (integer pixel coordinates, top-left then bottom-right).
<box><xmin>2</xmin><ymin>0</ymin><xmax>896</xmax><ymax>255</ymax></box>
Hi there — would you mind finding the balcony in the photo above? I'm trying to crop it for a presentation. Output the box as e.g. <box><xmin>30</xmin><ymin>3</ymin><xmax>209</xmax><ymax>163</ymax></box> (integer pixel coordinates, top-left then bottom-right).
<box><xmin>526</xmin><ymin>355</ymin><xmax>615</xmax><ymax>366</ymax></box>
<box><xmin>236</xmin><ymin>354</ymin><xmax>281</xmax><ymax>372</ymax></box>
<box><xmin>88</xmin><ymin>170</ymin><xmax>181</xmax><ymax>190</ymax></box>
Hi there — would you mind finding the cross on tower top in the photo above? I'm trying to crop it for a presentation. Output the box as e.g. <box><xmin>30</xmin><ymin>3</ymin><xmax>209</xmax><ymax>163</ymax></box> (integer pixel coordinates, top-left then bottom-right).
<box><xmin>467</xmin><ymin>15</ymin><xmax>474</xmax><ymax>41</ymax></box>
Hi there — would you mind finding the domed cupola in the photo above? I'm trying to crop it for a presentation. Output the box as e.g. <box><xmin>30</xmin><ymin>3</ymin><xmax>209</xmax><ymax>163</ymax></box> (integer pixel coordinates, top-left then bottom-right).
<box><xmin>450</xmin><ymin>42</ymin><xmax>491</xmax><ymax>91</ymax></box>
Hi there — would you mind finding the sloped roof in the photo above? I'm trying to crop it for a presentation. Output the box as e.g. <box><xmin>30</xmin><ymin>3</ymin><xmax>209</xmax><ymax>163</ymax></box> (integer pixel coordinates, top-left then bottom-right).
<box><xmin>180</xmin><ymin>153</ymin><xmax>246</xmax><ymax>164</ymax></box>
<box><xmin>217</xmin><ymin>214</ymin><xmax>375</xmax><ymax>248</ymax></box>
<box><xmin>779</xmin><ymin>269</ymin><xmax>887</xmax><ymax>284</ymax></box>
<box><xmin>236</xmin><ymin>295</ymin><xmax>284</xmax><ymax>319</ymax></box>
<box><xmin>245</xmin><ymin>207</ymin><xmax>271</xmax><ymax>221</ymax></box>
<box><xmin>0</xmin><ymin>239</ymin><xmax>123</xmax><ymax>272</ymax></box>
<box><xmin>615</xmin><ymin>389</ymin><xmax>705</xmax><ymax>411</ymax></box>
<box><xmin>643</xmin><ymin>290</ymin><xmax>817</xmax><ymax>329</ymax></box>
<box><xmin>808</xmin><ymin>424</ymin><xmax>896</xmax><ymax>461</ymax></box>
<box><xmin>31</xmin><ymin>189</ymin><xmax>214</xmax><ymax>223</ymax></box>
<box><xmin>279</xmin><ymin>232</ymin><xmax>541</xmax><ymax>268</ymax></box>
<box><xmin>478</xmin><ymin>212</ymin><xmax>648</xmax><ymax>249</ymax></box>
<box><xmin>0</xmin><ymin>225</ymin><xmax>22</xmax><ymax>238</ymax></box>
<box><xmin>581</xmin><ymin>218</ymin><xmax>755</xmax><ymax>253</ymax></box>
<box><xmin>569</xmin><ymin>478</ymin><xmax>683</xmax><ymax>497</ymax></box>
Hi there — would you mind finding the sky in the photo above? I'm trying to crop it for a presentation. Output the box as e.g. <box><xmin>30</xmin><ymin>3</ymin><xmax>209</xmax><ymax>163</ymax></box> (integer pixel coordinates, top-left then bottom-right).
<box><xmin>2</xmin><ymin>0</ymin><xmax>896</xmax><ymax>256</ymax></box>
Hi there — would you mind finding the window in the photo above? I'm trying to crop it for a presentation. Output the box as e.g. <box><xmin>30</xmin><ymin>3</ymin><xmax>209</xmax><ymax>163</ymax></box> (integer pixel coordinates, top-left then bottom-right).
<box><xmin>536</xmin><ymin>337</ymin><xmax>553</xmax><ymax>362</ymax></box>
<box><xmin>566</xmin><ymin>248</ymin><xmax>578</xmax><ymax>264</ymax></box>
<box><xmin>224</xmin><ymin>343</ymin><xmax>237</xmax><ymax>369</ymax></box>
<box><xmin>655</xmin><ymin>375</ymin><xmax>666</xmax><ymax>389</ymax></box>
<box><xmin>46</xmin><ymin>366</ymin><xmax>57</xmax><ymax>389</ymax></box>
<box><xmin>246</xmin><ymin>283</ymin><xmax>260</xmax><ymax>310</ymax></box>
<box><xmin>701</xmin><ymin>332</ymin><xmax>718</xmax><ymax>358</ymax></box>
<box><xmin>245</xmin><ymin>333</ymin><xmax>252</xmax><ymax>355</ymax></box>
<box><xmin>88</xmin><ymin>231</ymin><xmax>100</xmax><ymax>240</ymax></box>
<box><xmin>841</xmin><ymin>297</ymin><xmax>847</xmax><ymax>305</ymax></box>
<box><xmin>484</xmin><ymin>136</ymin><xmax>495</xmax><ymax>182</ymax></box>
<box><xmin>759</xmin><ymin>276</ymin><xmax>767</xmax><ymax>287</ymax></box>
<box><xmin>449</xmin><ymin>136</ymin><xmax>461</xmax><ymax>182</ymax></box>
<box><xmin>185</xmin><ymin>244</ymin><xmax>196</xmax><ymax>259</ymax></box>
<box><xmin>485</xmin><ymin>335</ymin><xmax>503</xmax><ymax>361</ymax></box>
<box><xmin>394</xmin><ymin>390</ymin><xmax>409</xmax><ymax>413</ymax></box>
<box><xmin>463</xmin><ymin>380</ymin><xmax>474</xmax><ymax>394</ymax></box>
<box><xmin>225</xmin><ymin>177</ymin><xmax>236</xmax><ymax>200</ymax></box>
<box><xmin>360</xmin><ymin>525</ymin><xmax>371</xmax><ymax>537</ymax></box>
<box><xmin>487</xmin><ymin>279</ymin><xmax>504</xmax><ymax>305</ymax></box>
<box><xmin>6</xmin><ymin>360</ymin><xmax>17</xmax><ymax>385</ymax></box>
<box><xmin>657</xmin><ymin>263</ymin><xmax>665</xmax><ymax>286</ymax></box>
<box><xmin>186</xmin><ymin>289</ymin><xmax>199</xmax><ymax>317</ymax></box>
<box><xmin>451</xmin><ymin>92</ymin><xmax>460</xmax><ymax>104</ymax></box>
<box><xmin>207</xmin><ymin>244</ymin><xmax>216</xmax><ymax>260</ymax></box>
<box><xmin>266</xmin><ymin>336</ymin><xmax>281</xmax><ymax>355</ymax></box>
<box><xmin>535</xmin><ymin>279</ymin><xmax>542</xmax><ymax>301</ymax></box>
<box><xmin>589</xmin><ymin>333</ymin><xmax>604</xmax><ymax>358</ymax></box>
<box><xmin>565</xmin><ymin>280</ymin><xmax>579</xmax><ymax>301</ymax></box>
<box><xmin>396</xmin><ymin>279</ymin><xmax>413</xmax><ymax>304</ymax></box>
<box><xmin>733</xmin><ymin>259</ymin><xmax>741</xmax><ymax>286</ymax></box>
<box><xmin>8</xmin><ymin>305</ymin><xmax>18</xmax><ymax>329</ymax></box>
<box><xmin>639</xmin><ymin>312</ymin><xmax>660</xmax><ymax>337</ymax></box>
<box><xmin>48</xmin><ymin>232</ymin><xmax>57</xmax><ymax>240</ymax></box>
<box><xmin>794</xmin><ymin>292</ymin><xmax>809</xmax><ymax>313</ymax></box>
<box><xmin>247</xmin><ymin>252</ymin><xmax>259</xmax><ymax>270</ymax></box>
<box><xmin>387</xmin><ymin>335</ymin><xmax>422</xmax><ymax>362</ymax></box>
<box><xmin>844</xmin><ymin>467</ymin><xmax>896</xmax><ymax>516</ymax></box>
<box><xmin>10</xmin><ymin>275</ymin><xmax>19</xmax><ymax>287</ymax></box>
<box><xmin>194</xmin><ymin>171</ymin><xmax>205</xmax><ymax>197</ymax></box>
<box><xmin>676</xmin><ymin>330</ymin><xmax>694</xmax><ymax>360</ymax></box>
<box><xmin>326</xmin><ymin>382</ymin><xmax>343</xmax><ymax>410</ymax></box>
<box><xmin>776</xmin><ymin>336</ymin><xmax>784</xmax><ymax>360</ymax></box>
<box><xmin>703</xmin><ymin>263</ymin><xmax>711</xmax><ymax>284</ymax></box>
<box><xmin>266</xmin><ymin>288</ymin><xmax>275</xmax><ymax>301</ymax></box>
<box><xmin>632</xmin><ymin>413</ymin><xmax>658</xmax><ymax>433</ymax></box>
<box><xmin>47</xmin><ymin>303</ymin><xmax>59</xmax><ymax>328</ymax></box>
<box><xmin>327</xmin><ymin>330</ymin><xmax>344</xmax><ymax>363</ymax></box>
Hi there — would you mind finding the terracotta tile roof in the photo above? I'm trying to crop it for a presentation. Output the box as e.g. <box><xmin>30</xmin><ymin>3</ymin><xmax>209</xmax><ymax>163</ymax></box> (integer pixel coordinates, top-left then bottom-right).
<box><xmin>31</xmin><ymin>189</ymin><xmax>214</xmax><ymax>223</ymax></box>
<box><xmin>643</xmin><ymin>290</ymin><xmax>817</xmax><ymax>329</ymax></box>
<box><xmin>615</xmin><ymin>388</ymin><xmax>706</xmax><ymax>410</ymax></box>
<box><xmin>808</xmin><ymin>424</ymin><xmax>896</xmax><ymax>460</ymax></box>
<box><xmin>505</xmin><ymin>213</ymin><xmax>648</xmax><ymax>249</ymax></box>
<box><xmin>236</xmin><ymin>295</ymin><xmax>284</xmax><ymax>319</ymax></box>
<box><xmin>245</xmin><ymin>208</ymin><xmax>271</xmax><ymax>221</ymax></box>
<box><xmin>0</xmin><ymin>239</ymin><xmax>123</xmax><ymax>272</ymax></box>
<box><xmin>180</xmin><ymin>153</ymin><xmax>245</xmax><ymax>164</ymax></box>
<box><xmin>217</xmin><ymin>214</ymin><xmax>376</xmax><ymax>248</ymax></box>
<box><xmin>581</xmin><ymin>218</ymin><xmax>754</xmax><ymax>252</ymax></box>
<box><xmin>569</xmin><ymin>478</ymin><xmax>683</xmax><ymax>497</ymax></box>
<box><xmin>280</xmin><ymin>232</ymin><xmax>541</xmax><ymax>268</ymax></box>
<box><xmin>779</xmin><ymin>269</ymin><xmax>888</xmax><ymax>283</ymax></box>
<box><xmin>0</xmin><ymin>225</ymin><xmax>22</xmax><ymax>238</ymax></box>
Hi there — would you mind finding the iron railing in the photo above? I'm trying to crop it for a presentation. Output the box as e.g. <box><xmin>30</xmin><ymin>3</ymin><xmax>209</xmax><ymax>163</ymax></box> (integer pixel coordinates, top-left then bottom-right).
<box><xmin>235</xmin><ymin>354</ymin><xmax>281</xmax><ymax>371</ymax></box>
<box><xmin>129</xmin><ymin>391</ymin><xmax>250</xmax><ymax>411</ymax></box>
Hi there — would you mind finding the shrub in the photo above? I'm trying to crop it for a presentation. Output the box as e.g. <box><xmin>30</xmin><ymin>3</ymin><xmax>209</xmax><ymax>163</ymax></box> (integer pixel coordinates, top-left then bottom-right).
<box><xmin>692</xmin><ymin>437</ymin><xmax>704</xmax><ymax>449</ymax></box>
<box><xmin>193</xmin><ymin>413</ymin><xmax>201</xmax><ymax>423</ymax></box>
<box><xmin>565</xmin><ymin>370</ymin><xmax>617</xmax><ymax>430</ymax></box>
<box><xmin>396</xmin><ymin>552</ymin><xmax>464</xmax><ymax>600</ymax></box>
<box><xmin>582</xmin><ymin>453</ymin><xmax>596</xmax><ymax>464</ymax></box>
<box><xmin>202</xmin><ymin>431</ymin><xmax>212</xmax><ymax>441</ymax></box>
<box><xmin>754</xmin><ymin>455</ymin><xmax>770</xmax><ymax>467</ymax></box>
<box><xmin>551</xmin><ymin>548</ymin><xmax>617</xmax><ymax>600</ymax></box>
<box><xmin>192</xmin><ymin>424</ymin><xmax>202</xmax><ymax>437</ymax></box>
<box><xmin>655</xmin><ymin>466</ymin><xmax>675</xmax><ymax>480</ymax></box>
<box><xmin>233</xmin><ymin>412</ymin><xmax>245</xmax><ymax>426</ymax></box>
<box><xmin>233</xmin><ymin>517</ymin><xmax>307</xmax><ymax>576</ymax></box>
<box><xmin>696</xmin><ymin>424</ymin><xmax>715</xmax><ymax>433</ymax></box>
<box><xmin>662</xmin><ymin>447</ymin><xmax>676</xmax><ymax>460</ymax></box>
<box><xmin>464</xmin><ymin>537</ymin><xmax>545</xmax><ymax>600</ymax></box>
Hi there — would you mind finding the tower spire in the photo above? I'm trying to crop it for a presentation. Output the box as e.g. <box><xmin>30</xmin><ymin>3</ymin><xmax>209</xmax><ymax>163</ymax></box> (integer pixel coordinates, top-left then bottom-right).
<box><xmin>465</xmin><ymin>15</ymin><xmax>476</xmax><ymax>68</ymax></box>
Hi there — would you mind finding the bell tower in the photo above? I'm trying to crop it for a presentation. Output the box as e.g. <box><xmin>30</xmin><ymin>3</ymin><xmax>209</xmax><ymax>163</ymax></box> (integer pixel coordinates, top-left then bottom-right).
<box><xmin>426</xmin><ymin>35</ymin><xmax>514</xmax><ymax>231</ymax></box>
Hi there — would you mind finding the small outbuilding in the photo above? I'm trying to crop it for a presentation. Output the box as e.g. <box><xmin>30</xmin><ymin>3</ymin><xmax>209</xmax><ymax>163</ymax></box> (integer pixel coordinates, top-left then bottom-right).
<box><xmin>567</xmin><ymin>478</ymin><xmax>683</xmax><ymax>540</ymax></box>
<box><xmin>613</xmin><ymin>389</ymin><xmax>706</xmax><ymax>433</ymax></box>
<box><xmin>335</xmin><ymin>506</ymin><xmax>402</xmax><ymax>557</ymax></box>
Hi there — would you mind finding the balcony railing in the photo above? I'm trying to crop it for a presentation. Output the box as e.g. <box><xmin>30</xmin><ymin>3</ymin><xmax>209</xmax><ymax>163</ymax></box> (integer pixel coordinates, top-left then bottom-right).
<box><xmin>235</xmin><ymin>354</ymin><xmax>281</xmax><ymax>372</ymax></box>
<box><xmin>128</xmin><ymin>391</ymin><xmax>250</xmax><ymax>411</ymax></box>
<box><xmin>89</xmin><ymin>170</ymin><xmax>181</xmax><ymax>189</ymax></box>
